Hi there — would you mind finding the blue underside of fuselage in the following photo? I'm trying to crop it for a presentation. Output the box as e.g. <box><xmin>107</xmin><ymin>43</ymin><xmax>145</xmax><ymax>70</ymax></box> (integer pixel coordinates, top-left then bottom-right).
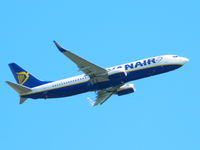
<box><xmin>22</xmin><ymin>65</ymin><xmax>182</xmax><ymax>99</ymax></box>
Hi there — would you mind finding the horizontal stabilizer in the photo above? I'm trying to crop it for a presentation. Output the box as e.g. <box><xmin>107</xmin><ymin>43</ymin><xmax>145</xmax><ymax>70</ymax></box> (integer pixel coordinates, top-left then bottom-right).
<box><xmin>6</xmin><ymin>81</ymin><xmax>32</xmax><ymax>94</ymax></box>
<box><xmin>20</xmin><ymin>97</ymin><xmax>28</xmax><ymax>104</ymax></box>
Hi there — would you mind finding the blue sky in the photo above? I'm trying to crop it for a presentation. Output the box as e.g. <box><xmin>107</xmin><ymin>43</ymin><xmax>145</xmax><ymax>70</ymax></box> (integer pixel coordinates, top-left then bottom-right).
<box><xmin>1</xmin><ymin>0</ymin><xmax>200</xmax><ymax>150</ymax></box>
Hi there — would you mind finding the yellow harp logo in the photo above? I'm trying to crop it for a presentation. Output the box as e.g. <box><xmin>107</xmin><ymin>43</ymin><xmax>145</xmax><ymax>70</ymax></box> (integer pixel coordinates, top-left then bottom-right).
<box><xmin>17</xmin><ymin>72</ymin><xmax>29</xmax><ymax>84</ymax></box>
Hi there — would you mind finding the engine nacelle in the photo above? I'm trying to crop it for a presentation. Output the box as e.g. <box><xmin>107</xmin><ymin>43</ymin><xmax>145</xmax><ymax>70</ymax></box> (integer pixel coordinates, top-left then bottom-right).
<box><xmin>116</xmin><ymin>84</ymin><xmax>136</xmax><ymax>96</ymax></box>
<box><xmin>108</xmin><ymin>68</ymin><xmax>127</xmax><ymax>80</ymax></box>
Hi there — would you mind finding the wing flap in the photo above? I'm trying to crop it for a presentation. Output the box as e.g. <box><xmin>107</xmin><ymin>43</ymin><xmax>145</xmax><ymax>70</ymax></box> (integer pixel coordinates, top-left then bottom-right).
<box><xmin>94</xmin><ymin>91</ymin><xmax>113</xmax><ymax>106</ymax></box>
<box><xmin>88</xmin><ymin>85</ymin><xmax>122</xmax><ymax>106</ymax></box>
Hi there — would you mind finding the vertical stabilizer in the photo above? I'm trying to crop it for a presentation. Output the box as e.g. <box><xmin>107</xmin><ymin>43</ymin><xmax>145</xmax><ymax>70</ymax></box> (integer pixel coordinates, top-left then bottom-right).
<box><xmin>9</xmin><ymin>63</ymin><xmax>50</xmax><ymax>88</ymax></box>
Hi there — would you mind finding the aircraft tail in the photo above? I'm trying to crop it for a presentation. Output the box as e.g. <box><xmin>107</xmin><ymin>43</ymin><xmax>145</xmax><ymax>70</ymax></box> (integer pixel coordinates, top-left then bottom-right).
<box><xmin>8</xmin><ymin>63</ymin><xmax>50</xmax><ymax>88</ymax></box>
<box><xmin>6</xmin><ymin>81</ymin><xmax>32</xmax><ymax>104</ymax></box>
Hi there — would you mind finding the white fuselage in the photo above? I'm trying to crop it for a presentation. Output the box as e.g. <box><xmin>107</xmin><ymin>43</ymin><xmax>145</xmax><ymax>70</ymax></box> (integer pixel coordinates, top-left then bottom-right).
<box><xmin>22</xmin><ymin>55</ymin><xmax>188</xmax><ymax>98</ymax></box>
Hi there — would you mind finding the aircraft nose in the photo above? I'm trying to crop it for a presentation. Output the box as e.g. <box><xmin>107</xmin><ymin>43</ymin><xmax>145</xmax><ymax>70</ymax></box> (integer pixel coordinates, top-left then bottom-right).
<box><xmin>181</xmin><ymin>57</ymin><xmax>189</xmax><ymax>64</ymax></box>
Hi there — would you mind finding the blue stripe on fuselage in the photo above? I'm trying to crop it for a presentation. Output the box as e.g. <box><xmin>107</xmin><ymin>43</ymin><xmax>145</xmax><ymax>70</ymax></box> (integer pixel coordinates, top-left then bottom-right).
<box><xmin>21</xmin><ymin>64</ymin><xmax>182</xmax><ymax>99</ymax></box>
<box><xmin>124</xmin><ymin>64</ymin><xmax>182</xmax><ymax>82</ymax></box>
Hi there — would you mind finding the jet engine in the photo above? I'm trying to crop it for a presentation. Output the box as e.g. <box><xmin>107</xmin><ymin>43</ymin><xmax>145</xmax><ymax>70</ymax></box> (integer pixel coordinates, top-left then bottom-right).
<box><xmin>115</xmin><ymin>84</ymin><xmax>136</xmax><ymax>96</ymax></box>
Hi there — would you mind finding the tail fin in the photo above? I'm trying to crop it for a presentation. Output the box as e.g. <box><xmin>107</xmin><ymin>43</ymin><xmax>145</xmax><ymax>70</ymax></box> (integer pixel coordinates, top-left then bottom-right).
<box><xmin>9</xmin><ymin>63</ymin><xmax>50</xmax><ymax>88</ymax></box>
<box><xmin>6</xmin><ymin>81</ymin><xmax>31</xmax><ymax>104</ymax></box>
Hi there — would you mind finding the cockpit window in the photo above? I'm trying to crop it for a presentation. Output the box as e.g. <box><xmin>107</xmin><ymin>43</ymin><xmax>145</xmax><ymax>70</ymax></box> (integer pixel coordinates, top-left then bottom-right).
<box><xmin>173</xmin><ymin>55</ymin><xmax>178</xmax><ymax>58</ymax></box>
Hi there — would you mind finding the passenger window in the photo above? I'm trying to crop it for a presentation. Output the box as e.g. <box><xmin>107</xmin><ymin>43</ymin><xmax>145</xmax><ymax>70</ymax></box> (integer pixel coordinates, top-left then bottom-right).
<box><xmin>173</xmin><ymin>55</ymin><xmax>178</xmax><ymax>58</ymax></box>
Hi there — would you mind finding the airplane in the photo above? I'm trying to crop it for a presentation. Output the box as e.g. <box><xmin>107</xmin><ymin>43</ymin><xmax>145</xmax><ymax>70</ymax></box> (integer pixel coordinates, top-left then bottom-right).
<box><xmin>6</xmin><ymin>41</ymin><xmax>189</xmax><ymax>106</ymax></box>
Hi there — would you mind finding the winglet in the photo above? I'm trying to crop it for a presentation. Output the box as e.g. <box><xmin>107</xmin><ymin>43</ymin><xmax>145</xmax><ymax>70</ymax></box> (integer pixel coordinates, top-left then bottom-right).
<box><xmin>87</xmin><ymin>97</ymin><xmax>95</xmax><ymax>106</ymax></box>
<box><xmin>53</xmin><ymin>41</ymin><xmax>66</xmax><ymax>52</ymax></box>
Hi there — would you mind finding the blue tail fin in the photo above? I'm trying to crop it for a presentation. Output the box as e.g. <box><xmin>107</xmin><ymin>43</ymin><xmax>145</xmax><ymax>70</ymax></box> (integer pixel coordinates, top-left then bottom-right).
<box><xmin>9</xmin><ymin>63</ymin><xmax>51</xmax><ymax>88</ymax></box>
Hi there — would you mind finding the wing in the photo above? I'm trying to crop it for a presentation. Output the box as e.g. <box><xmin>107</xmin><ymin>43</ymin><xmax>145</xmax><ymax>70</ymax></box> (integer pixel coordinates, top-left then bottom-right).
<box><xmin>87</xmin><ymin>85</ymin><xmax>122</xmax><ymax>106</ymax></box>
<box><xmin>54</xmin><ymin>41</ymin><xmax>109</xmax><ymax>84</ymax></box>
